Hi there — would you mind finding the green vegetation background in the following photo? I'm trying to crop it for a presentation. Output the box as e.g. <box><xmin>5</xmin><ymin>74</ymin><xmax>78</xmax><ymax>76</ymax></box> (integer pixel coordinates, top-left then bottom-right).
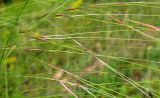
<box><xmin>0</xmin><ymin>0</ymin><xmax>160</xmax><ymax>98</ymax></box>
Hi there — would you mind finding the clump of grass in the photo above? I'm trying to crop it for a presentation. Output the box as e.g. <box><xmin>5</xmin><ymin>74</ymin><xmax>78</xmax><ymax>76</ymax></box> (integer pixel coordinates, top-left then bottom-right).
<box><xmin>0</xmin><ymin>0</ymin><xmax>160</xmax><ymax>98</ymax></box>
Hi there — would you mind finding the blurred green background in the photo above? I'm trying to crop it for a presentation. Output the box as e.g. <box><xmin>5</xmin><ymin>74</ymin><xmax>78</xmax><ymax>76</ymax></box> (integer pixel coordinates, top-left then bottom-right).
<box><xmin>0</xmin><ymin>0</ymin><xmax>160</xmax><ymax>98</ymax></box>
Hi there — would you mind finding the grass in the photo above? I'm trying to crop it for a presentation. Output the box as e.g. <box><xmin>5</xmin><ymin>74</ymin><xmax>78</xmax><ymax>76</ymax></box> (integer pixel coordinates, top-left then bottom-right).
<box><xmin>0</xmin><ymin>0</ymin><xmax>160</xmax><ymax>98</ymax></box>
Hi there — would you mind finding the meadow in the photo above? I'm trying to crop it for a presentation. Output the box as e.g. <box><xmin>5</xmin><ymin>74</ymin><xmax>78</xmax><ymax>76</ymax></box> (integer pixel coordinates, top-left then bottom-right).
<box><xmin>0</xmin><ymin>0</ymin><xmax>160</xmax><ymax>98</ymax></box>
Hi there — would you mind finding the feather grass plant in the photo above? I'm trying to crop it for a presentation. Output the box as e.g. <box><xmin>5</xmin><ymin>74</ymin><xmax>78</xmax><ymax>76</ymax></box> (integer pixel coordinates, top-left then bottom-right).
<box><xmin>0</xmin><ymin>0</ymin><xmax>160</xmax><ymax>98</ymax></box>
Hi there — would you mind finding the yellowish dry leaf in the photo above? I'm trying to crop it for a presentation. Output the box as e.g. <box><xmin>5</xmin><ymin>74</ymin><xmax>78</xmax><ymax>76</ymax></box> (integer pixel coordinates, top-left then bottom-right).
<box><xmin>71</xmin><ymin>0</ymin><xmax>83</xmax><ymax>9</ymax></box>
